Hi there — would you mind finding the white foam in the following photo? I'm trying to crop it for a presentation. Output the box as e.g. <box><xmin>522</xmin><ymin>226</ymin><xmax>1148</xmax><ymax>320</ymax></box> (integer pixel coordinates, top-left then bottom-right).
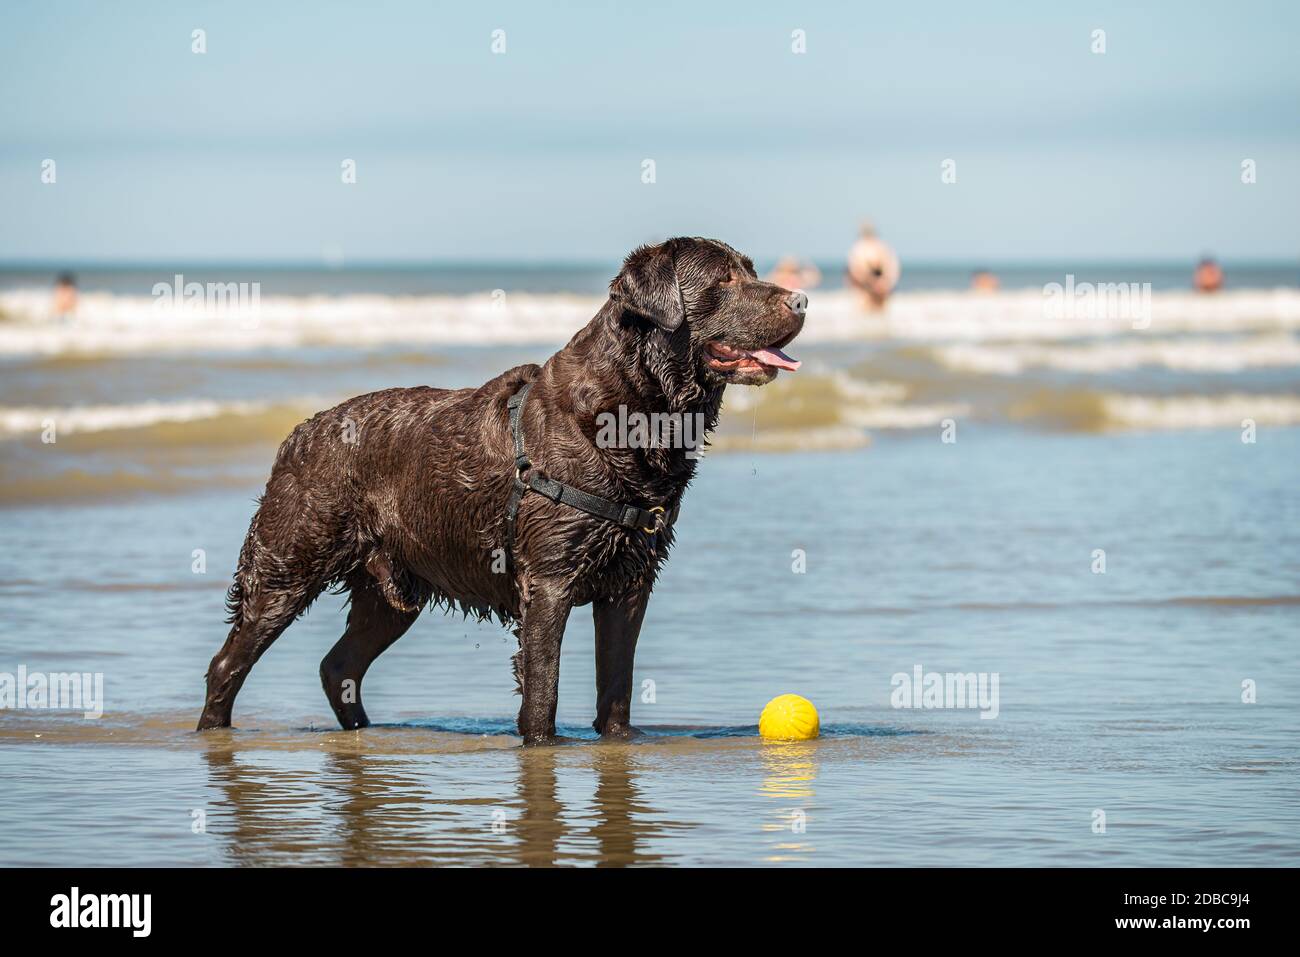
<box><xmin>827</xmin><ymin>375</ymin><xmax>969</xmax><ymax>428</ymax></box>
<box><xmin>3</xmin><ymin>389</ymin><xmax>1294</xmax><ymax>446</ymax></box>
<box><xmin>846</xmin><ymin>402</ymin><xmax>970</xmax><ymax>429</ymax></box>
<box><xmin>931</xmin><ymin>334</ymin><xmax>1300</xmax><ymax>375</ymax></box>
<box><xmin>0</xmin><ymin>398</ymin><xmax>284</xmax><ymax>437</ymax></box>
<box><xmin>859</xmin><ymin>289</ymin><xmax>1300</xmax><ymax>342</ymax></box>
<box><xmin>1101</xmin><ymin>393</ymin><xmax>1300</xmax><ymax>430</ymax></box>
<box><xmin>0</xmin><ymin>289</ymin><xmax>593</xmax><ymax>357</ymax></box>
<box><xmin>3</xmin><ymin>287</ymin><xmax>1300</xmax><ymax>356</ymax></box>
<box><xmin>723</xmin><ymin>372</ymin><xmax>968</xmax><ymax>430</ymax></box>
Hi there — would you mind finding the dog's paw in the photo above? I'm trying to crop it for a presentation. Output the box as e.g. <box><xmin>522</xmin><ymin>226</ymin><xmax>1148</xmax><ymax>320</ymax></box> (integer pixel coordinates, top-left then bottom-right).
<box><xmin>596</xmin><ymin>723</ymin><xmax>643</xmax><ymax>741</ymax></box>
<box><xmin>520</xmin><ymin>732</ymin><xmax>559</xmax><ymax>747</ymax></box>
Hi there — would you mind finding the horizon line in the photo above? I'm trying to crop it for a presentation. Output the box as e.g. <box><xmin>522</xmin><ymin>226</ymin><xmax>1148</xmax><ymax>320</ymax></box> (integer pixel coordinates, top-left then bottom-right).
<box><xmin>2</xmin><ymin>256</ymin><xmax>1296</xmax><ymax>271</ymax></box>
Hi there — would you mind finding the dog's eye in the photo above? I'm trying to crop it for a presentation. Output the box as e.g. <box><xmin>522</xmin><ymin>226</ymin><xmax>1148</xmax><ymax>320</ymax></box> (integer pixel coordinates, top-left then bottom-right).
<box><xmin>717</xmin><ymin>270</ymin><xmax>736</xmax><ymax>286</ymax></box>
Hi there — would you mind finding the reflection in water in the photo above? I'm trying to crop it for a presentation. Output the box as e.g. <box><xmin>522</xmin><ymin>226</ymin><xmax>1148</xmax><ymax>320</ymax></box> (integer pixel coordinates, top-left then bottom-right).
<box><xmin>201</xmin><ymin>747</ymin><xmax>326</xmax><ymax>866</ymax></box>
<box><xmin>513</xmin><ymin>746</ymin><xmax>565</xmax><ymax>866</ymax></box>
<box><xmin>202</xmin><ymin>742</ymin><xmax>519</xmax><ymax>865</ymax></box>
<box><xmin>198</xmin><ymin>734</ymin><xmax>685</xmax><ymax>866</ymax></box>
<box><xmin>586</xmin><ymin>747</ymin><xmax>673</xmax><ymax>867</ymax></box>
<box><xmin>759</xmin><ymin>741</ymin><xmax>819</xmax><ymax>862</ymax></box>
<box><xmin>496</xmin><ymin>745</ymin><xmax>680</xmax><ymax>866</ymax></box>
<box><xmin>318</xmin><ymin>750</ymin><xmax>504</xmax><ymax>867</ymax></box>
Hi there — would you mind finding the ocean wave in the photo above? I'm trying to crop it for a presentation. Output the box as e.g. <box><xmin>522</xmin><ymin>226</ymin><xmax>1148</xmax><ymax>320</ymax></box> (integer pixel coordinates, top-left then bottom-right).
<box><xmin>0</xmin><ymin>463</ymin><xmax>258</xmax><ymax>506</ymax></box>
<box><xmin>3</xmin><ymin>287</ymin><xmax>1300</xmax><ymax>356</ymax></box>
<box><xmin>0</xmin><ymin>388</ymin><xmax>1294</xmax><ymax>508</ymax></box>
<box><xmin>723</xmin><ymin>371</ymin><xmax>968</xmax><ymax>434</ymax></box>
<box><xmin>731</xmin><ymin>372</ymin><xmax>1300</xmax><ymax>436</ymax></box>
<box><xmin>1009</xmin><ymin>391</ymin><xmax>1300</xmax><ymax>431</ymax></box>
<box><xmin>1</xmin><ymin>399</ymin><xmax>258</xmax><ymax>436</ymax></box>
<box><xmin>0</xmin><ymin>397</ymin><xmax>320</xmax><ymax>504</ymax></box>
<box><xmin>0</xmin><ymin>398</ymin><xmax>320</xmax><ymax>444</ymax></box>
<box><xmin>6</xmin><ymin>380</ymin><xmax>1292</xmax><ymax>453</ymax></box>
<box><xmin>0</xmin><ymin>379</ymin><xmax>1295</xmax><ymax>506</ymax></box>
<box><xmin>709</xmin><ymin>425</ymin><xmax>872</xmax><ymax>454</ymax></box>
<box><xmin>929</xmin><ymin>334</ymin><xmax>1300</xmax><ymax>375</ymax></box>
<box><xmin>1098</xmin><ymin>393</ymin><xmax>1300</xmax><ymax>431</ymax></box>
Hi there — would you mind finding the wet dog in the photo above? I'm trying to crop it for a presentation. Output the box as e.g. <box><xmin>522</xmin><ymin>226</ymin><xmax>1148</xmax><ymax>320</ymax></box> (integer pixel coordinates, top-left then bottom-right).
<box><xmin>197</xmin><ymin>237</ymin><xmax>806</xmax><ymax>743</ymax></box>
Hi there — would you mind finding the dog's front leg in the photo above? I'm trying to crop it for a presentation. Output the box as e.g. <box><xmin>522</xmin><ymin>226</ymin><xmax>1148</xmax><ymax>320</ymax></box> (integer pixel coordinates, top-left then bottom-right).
<box><xmin>592</xmin><ymin>586</ymin><xmax>650</xmax><ymax>739</ymax></box>
<box><xmin>516</xmin><ymin>581</ymin><xmax>572</xmax><ymax>745</ymax></box>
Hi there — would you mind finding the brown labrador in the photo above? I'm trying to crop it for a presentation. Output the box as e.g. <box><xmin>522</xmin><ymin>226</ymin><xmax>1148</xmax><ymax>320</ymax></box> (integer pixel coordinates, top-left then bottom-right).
<box><xmin>197</xmin><ymin>237</ymin><xmax>807</xmax><ymax>743</ymax></box>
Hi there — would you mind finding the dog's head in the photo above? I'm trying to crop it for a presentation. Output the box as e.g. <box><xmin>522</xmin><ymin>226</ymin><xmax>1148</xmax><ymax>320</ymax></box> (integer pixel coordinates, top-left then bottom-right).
<box><xmin>610</xmin><ymin>237</ymin><xmax>806</xmax><ymax>387</ymax></box>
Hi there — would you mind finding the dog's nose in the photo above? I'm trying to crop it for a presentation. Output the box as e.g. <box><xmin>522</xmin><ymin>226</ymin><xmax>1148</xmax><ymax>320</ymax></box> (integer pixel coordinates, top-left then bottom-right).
<box><xmin>785</xmin><ymin>291</ymin><xmax>808</xmax><ymax>318</ymax></box>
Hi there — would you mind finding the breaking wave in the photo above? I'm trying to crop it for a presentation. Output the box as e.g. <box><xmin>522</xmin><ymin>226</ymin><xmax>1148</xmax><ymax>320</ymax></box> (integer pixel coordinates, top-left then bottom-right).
<box><xmin>1</xmin><ymin>283</ymin><xmax>1297</xmax><ymax>504</ymax></box>
<box><xmin>1007</xmin><ymin>390</ymin><xmax>1300</xmax><ymax>432</ymax></box>
<box><xmin>0</xmin><ymin>398</ymin><xmax>321</xmax><ymax>443</ymax></box>
<box><xmin>928</xmin><ymin>334</ymin><xmax>1300</xmax><ymax>375</ymax></box>
<box><xmin>3</xmin><ymin>287</ymin><xmax>1300</xmax><ymax>357</ymax></box>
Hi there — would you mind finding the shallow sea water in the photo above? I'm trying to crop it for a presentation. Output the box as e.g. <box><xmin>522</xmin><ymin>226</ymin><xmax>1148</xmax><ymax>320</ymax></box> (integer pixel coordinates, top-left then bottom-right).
<box><xmin>2</xmin><ymin>425</ymin><xmax>1297</xmax><ymax>866</ymax></box>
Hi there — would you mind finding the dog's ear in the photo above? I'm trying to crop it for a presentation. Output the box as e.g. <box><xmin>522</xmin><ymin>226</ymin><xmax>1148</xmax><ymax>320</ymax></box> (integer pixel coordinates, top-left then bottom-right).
<box><xmin>610</xmin><ymin>240</ymin><xmax>685</xmax><ymax>332</ymax></box>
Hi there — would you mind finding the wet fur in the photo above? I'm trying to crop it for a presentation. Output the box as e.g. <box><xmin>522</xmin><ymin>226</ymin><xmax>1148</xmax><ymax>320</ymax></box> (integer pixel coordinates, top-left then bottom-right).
<box><xmin>197</xmin><ymin>237</ymin><xmax>805</xmax><ymax>742</ymax></box>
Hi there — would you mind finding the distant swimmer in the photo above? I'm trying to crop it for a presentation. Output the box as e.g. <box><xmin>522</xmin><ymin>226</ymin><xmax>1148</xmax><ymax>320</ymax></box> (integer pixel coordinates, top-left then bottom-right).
<box><xmin>1193</xmin><ymin>256</ymin><xmax>1224</xmax><ymax>293</ymax></box>
<box><xmin>51</xmin><ymin>272</ymin><xmax>78</xmax><ymax>322</ymax></box>
<box><xmin>767</xmin><ymin>256</ymin><xmax>822</xmax><ymax>291</ymax></box>
<box><xmin>845</xmin><ymin>222</ymin><xmax>900</xmax><ymax>311</ymax></box>
<box><xmin>970</xmin><ymin>269</ymin><xmax>1000</xmax><ymax>294</ymax></box>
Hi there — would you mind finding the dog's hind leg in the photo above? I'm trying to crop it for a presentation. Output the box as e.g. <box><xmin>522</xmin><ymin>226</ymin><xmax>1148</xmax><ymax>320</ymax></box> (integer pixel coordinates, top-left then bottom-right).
<box><xmin>320</xmin><ymin>574</ymin><xmax>422</xmax><ymax>730</ymax></box>
<box><xmin>197</xmin><ymin>500</ymin><xmax>335</xmax><ymax>730</ymax></box>
<box><xmin>197</xmin><ymin>576</ymin><xmax>321</xmax><ymax>730</ymax></box>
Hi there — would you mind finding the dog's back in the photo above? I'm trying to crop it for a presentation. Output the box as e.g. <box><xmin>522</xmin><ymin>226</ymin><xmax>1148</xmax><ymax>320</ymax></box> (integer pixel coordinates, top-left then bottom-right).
<box><xmin>238</xmin><ymin>364</ymin><xmax>538</xmax><ymax>621</ymax></box>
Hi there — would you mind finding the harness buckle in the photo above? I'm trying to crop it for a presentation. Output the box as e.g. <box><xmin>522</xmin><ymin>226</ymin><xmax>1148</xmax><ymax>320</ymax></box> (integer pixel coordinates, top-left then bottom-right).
<box><xmin>641</xmin><ymin>505</ymin><xmax>666</xmax><ymax>534</ymax></box>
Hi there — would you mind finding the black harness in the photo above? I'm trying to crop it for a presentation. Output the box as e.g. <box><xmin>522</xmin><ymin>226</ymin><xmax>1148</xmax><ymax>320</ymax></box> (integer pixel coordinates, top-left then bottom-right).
<box><xmin>504</xmin><ymin>383</ymin><xmax>680</xmax><ymax>560</ymax></box>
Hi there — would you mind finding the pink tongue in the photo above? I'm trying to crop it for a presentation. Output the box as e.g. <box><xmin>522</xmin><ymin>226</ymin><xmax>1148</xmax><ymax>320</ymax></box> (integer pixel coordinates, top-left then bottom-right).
<box><xmin>746</xmin><ymin>346</ymin><xmax>801</xmax><ymax>371</ymax></box>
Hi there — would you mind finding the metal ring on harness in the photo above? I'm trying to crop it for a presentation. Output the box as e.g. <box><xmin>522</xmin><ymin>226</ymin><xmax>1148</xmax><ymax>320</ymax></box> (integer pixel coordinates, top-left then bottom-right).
<box><xmin>641</xmin><ymin>505</ymin><xmax>665</xmax><ymax>534</ymax></box>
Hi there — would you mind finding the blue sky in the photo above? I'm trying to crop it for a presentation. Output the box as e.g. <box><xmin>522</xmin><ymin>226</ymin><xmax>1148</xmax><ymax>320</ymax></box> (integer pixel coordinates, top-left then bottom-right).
<box><xmin>2</xmin><ymin>0</ymin><xmax>1297</xmax><ymax>262</ymax></box>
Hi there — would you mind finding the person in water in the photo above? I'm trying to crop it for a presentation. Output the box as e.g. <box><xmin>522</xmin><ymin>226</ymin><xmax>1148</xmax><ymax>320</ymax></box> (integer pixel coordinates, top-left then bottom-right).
<box><xmin>1193</xmin><ymin>256</ymin><xmax>1224</xmax><ymax>293</ymax></box>
<box><xmin>51</xmin><ymin>272</ymin><xmax>78</xmax><ymax>322</ymax></box>
<box><xmin>845</xmin><ymin>222</ymin><xmax>900</xmax><ymax>311</ymax></box>
<box><xmin>970</xmin><ymin>269</ymin><xmax>1000</xmax><ymax>294</ymax></box>
<box><xmin>767</xmin><ymin>256</ymin><xmax>822</xmax><ymax>291</ymax></box>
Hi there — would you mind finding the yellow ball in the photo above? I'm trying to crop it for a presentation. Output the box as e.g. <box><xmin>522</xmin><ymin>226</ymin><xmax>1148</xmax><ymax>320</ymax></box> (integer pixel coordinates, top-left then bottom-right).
<box><xmin>759</xmin><ymin>694</ymin><xmax>820</xmax><ymax>740</ymax></box>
